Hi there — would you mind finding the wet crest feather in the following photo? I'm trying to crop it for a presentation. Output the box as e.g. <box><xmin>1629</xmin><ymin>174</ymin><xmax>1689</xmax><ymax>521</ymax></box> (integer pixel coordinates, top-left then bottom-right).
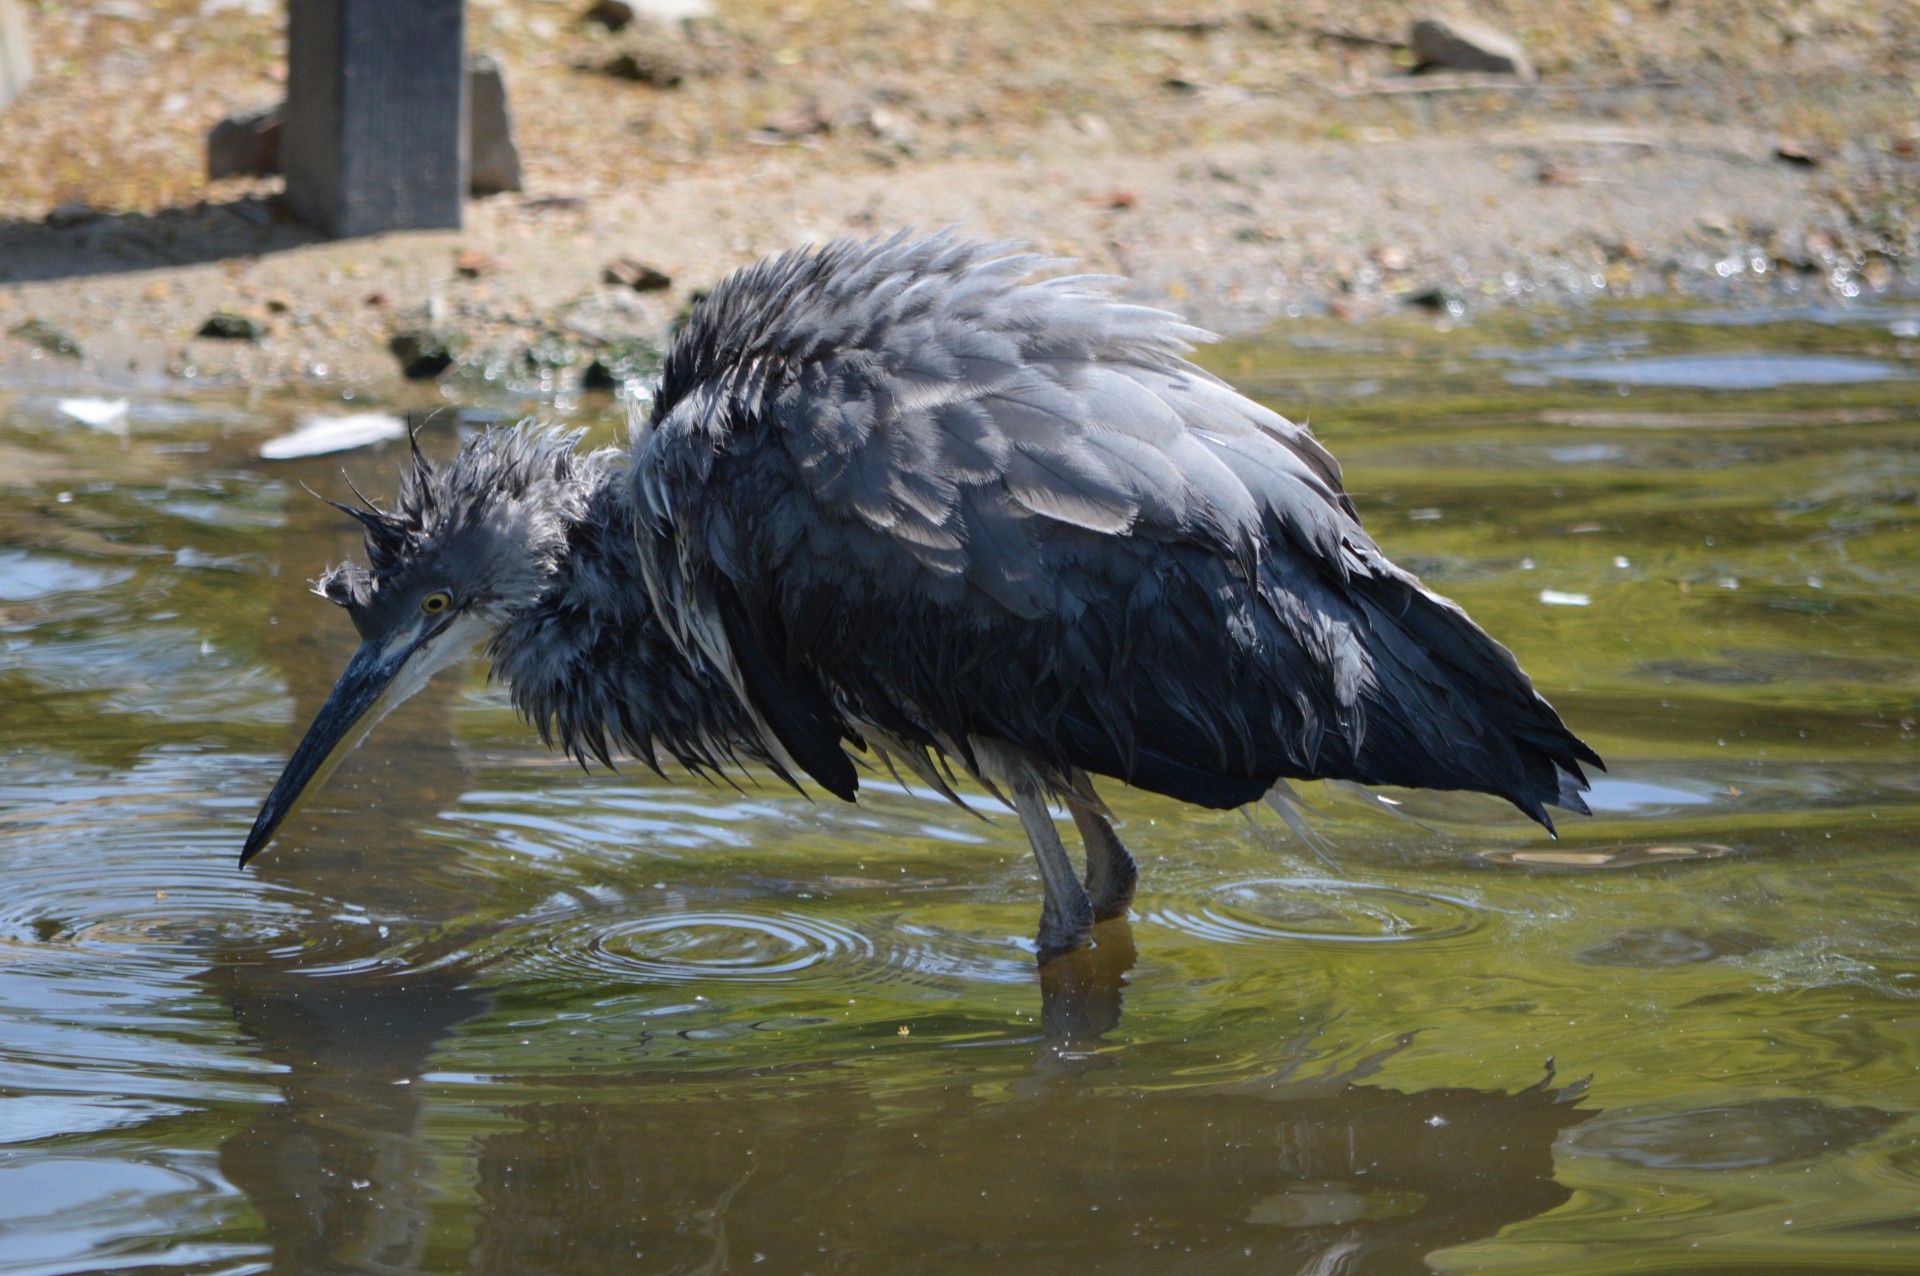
<box><xmin>310</xmin><ymin>423</ymin><xmax>599</xmax><ymax>623</ymax></box>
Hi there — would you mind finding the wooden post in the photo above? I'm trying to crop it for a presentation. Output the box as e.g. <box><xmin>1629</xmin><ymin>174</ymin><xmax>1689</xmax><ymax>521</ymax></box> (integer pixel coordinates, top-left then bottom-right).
<box><xmin>282</xmin><ymin>0</ymin><xmax>467</xmax><ymax>237</ymax></box>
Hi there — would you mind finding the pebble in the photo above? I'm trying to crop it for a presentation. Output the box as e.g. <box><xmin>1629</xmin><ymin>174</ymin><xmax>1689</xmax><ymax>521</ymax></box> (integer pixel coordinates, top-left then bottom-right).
<box><xmin>583</xmin><ymin>337</ymin><xmax>659</xmax><ymax>391</ymax></box>
<box><xmin>1409</xmin><ymin>16</ymin><xmax>1534</xmax><ymax>80</ymax></box>
<box><xmin>206</xmin><ymin>103</ymin><xmax>282</xmax><ymax>180</ymax></box>
<box><xmin>585</xmin><ymin>0</ymin><xmax>636</xmax><ymax>30</ymax></box>
<box><xmin>196</xmin><ymin>313</ymin><xmax>267</xmax><ymax>342</ymax></box>
<box><xmin>602</xmin><ymin>257</ymin><xmax>673</xmax><ymax>291</ymax></box>
<box><xmin>455</xmin><ymin>249</ymin><xmax>503</xmax><ymax>279</ymax></box>
<box><xmin>600</xmin><ymin>45</ymin><xmax>687</xmax><ymax>88</ymax></box>
<box><xmin>44</xmin><ymin>200</ymin><xmax>98</xmax><ymax>229</ymax></box>
<box><xmin>1402</xmin><ymin>284</ymin><xmax>1464</xmax><ymax>315</ymax></box>
<box><xmin>200</xmin><ymin>57</ymin><xmax>524</xmax><ymax>195</ymax></box>
<box><xmin>1773</xmin><ymin>138</ymin><xmax>1823</xmax><ymax>168</ymax></box>
<box><xmin>9</xmin><ymin>317</ymin><xmax>83</xmax><ymax>358</ymax></box>
<box><xmin>467</xmin><ymin>52</ymin><xmax>524</xmax><ymax>195</ymax></box>
<box><xmin>388</xmin><ymin>329</ymin><xmax>458</xmax><ymax>380</ymax></box>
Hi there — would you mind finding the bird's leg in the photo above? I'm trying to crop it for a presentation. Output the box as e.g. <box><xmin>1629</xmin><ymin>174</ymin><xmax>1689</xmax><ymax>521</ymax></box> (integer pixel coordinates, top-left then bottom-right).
<box><xmin>1005</xmin><ymin>776</ymin><xmax>1095</xmax><ymax>964</ymax></box>
<box><xmin>973</xmin><ymin>739</ymin><xmax>1094</xmax><ymax>963</ymax></box>
<box><xmin>1066</xmin><ymin>798</ymin><xmax>1137</xmax><ymax>922</ymax></box>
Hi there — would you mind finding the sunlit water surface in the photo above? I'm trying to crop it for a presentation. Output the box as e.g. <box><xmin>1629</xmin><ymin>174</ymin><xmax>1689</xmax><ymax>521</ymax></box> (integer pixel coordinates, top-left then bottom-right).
<box><xmin>2</xmin><ymin>301</ymin><xmax>1918</xmax><ymax>1274</ymax></box>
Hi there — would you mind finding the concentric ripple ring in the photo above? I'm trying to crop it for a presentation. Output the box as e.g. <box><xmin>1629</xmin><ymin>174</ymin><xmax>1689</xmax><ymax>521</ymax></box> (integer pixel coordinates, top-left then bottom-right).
<box><xmin>1148</xmin><ymin>876</ymin><xmax>1484</xmax><ymax>946</ymax></box>
<box><xmin>547</xmin><ymin>909</ymin><xmax>876</xmax><ymax>985</ymax></box>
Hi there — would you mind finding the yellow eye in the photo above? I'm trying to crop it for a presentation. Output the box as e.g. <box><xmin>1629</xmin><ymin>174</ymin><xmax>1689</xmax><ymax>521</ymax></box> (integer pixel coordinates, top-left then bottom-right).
<box><xmin>420</xmin><ymin>590</ymin><xmax>453</xmax><ymax>615</ymax></box>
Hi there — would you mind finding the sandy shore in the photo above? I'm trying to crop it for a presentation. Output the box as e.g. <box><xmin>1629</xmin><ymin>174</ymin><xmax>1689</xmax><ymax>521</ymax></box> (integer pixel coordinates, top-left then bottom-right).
<box><xmin>1</xmin><ymin>0</ymin><xmax>1915</xmax><ymax>394</ymax></box>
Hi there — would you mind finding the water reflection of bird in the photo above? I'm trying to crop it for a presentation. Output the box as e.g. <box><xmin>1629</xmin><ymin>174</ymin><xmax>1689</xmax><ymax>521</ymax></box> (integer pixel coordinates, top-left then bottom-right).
<box><xmin>243</xmin><ymin>232</ymin><xmax>1600</xmax><ymax>962</ymax></box>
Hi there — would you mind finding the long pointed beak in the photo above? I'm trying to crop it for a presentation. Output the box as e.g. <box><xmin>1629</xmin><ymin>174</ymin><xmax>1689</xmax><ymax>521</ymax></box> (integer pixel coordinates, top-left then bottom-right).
<box><xmin>241</xmin><ymin>615</ymin><xmax>486</xmax><ymax>866</ymax></box>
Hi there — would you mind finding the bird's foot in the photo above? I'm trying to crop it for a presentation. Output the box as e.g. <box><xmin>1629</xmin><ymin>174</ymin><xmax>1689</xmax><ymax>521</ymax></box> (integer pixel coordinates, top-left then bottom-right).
<box><xmin>1034</xmin><ymin>895</ymin><xmax>1094</xmax><ymax>965</ymax></box>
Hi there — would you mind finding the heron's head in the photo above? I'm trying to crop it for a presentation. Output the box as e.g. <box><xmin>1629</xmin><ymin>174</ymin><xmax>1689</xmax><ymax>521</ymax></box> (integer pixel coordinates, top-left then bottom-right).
<box><xmin>241</xmin><ymin>426</ymin><xmax>593</xmax><ymax>866</ymax></box>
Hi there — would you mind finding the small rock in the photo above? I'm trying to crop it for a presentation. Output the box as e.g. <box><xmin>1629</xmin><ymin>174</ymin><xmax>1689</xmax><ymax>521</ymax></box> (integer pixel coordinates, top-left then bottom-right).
<box><xmin>851</xmin><ymin>101</ymin><xmax>917</xmax><ymax>150</ymax></box>
<box><xmin>1088</xmin><ymin>190</ymin><xmax>1137</xmax><ymax>211</ymax></box>
<box><xmin>600</xmin><ymin>44</ymin><xmax>686</xmax><ymax>88</ymax></box>
<box><xmin>8</xmin><ymin>317</ymin><xmax>82</xmax><ymax>358</ymax></box>
<box><xmin>388</xmin><ymin>329</ymin><xmax>458</xmax><ymax>380</ymax></box>
<box><xmin>467</xmin><ymin>52</ymin><xmax>524</xmax><ymax>195</ymax></box>
<box><xmin>1773</xmin><ymin>138</ymin><xmax>1822</xmax><ymax>168</ymax></box>
<box><xmin>1409</xmin><ymin>17</ymin><xmax>1534</xmax><ymax>79</ymax></box>
<box><xmin>206</xmin><ymin>103</ymin><xmax>282</xmax><ymax>180</ymax></box>
<box><xmin>454</xmin><ymin>248</ymin><xmax>502</xmax><ymax>279</ymax></box>
<box><xmin>1371</xmin><ymin>244</ymin><xmax>1410</xmax><ymax>272</ymax></box>
<box><xmin>582</xmin><ymin>337</ymin><xmax>659</xmax><ymax>391</ymax></box>
<box><xmin>197</xmin><ymin>312</ymin><xmax>267</xmax><ymax>342</ymax></box>
<box><xmin>585</xmin><ymin>0</ymin><xmax>635</xmax><ymax>30</ymax></box>
<box><xmin>201</xmin><ymin>56</ymin><xmax>523</xmax><ymax>195</ymax></box>
<box><xmin>602</xmin><ymin>257</ymin><xmax>673</xmax><ymax>291</ymax></box>
<box><xmin>1402</xmin><ymin>285</ymin><xmax>1464</xmax><ymax>315</ymax></box>
<box><xmin>44</xmin><ymin>199</ymin><xmax>97</xmax><ymax>229</ymax></box>
<box><xmin>753</xmin><ymin>101</ymin><xmax>829</xmax><ymax>143</ymax></box>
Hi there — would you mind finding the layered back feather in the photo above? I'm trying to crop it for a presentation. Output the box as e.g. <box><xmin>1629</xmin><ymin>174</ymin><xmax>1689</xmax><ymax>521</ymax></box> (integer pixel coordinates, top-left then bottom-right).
<box><xmin>632</xmin><ymin>232</ymin><xmax>1600</xmax><ymax>823</ymax></box>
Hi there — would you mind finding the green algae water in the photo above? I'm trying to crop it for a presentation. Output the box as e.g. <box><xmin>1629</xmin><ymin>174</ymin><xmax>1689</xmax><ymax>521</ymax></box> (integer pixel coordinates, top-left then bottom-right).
<box><xmin>2</xmin><ymin>300</ymin><xmax>1918</xmax><ymax>1274</ymax></box>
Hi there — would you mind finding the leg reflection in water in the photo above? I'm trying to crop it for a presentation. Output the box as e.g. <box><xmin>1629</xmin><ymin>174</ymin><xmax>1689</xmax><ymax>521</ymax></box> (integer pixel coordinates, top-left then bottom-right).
<box><xmin>1035</xmin><ymin>918</ymin><xmax>1137</xmax><ymax>1068</ymax></box>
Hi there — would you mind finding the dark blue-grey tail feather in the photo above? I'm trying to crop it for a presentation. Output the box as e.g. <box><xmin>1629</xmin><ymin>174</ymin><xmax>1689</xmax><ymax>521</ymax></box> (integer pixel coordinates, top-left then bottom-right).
<box><xmin>719</xmin><ymin>536</ymin><xmax>1600</xmax><ymax>832</ymax></box>
<box><xmin>1018</xmin><ymin>546</ymin><xmax>1601</xmax><ymax>831</ymax></box>
<box><xmin>1339</xmin><ymin>568</ymin><xmax>1602</xmax><ymax>828</ymax></box>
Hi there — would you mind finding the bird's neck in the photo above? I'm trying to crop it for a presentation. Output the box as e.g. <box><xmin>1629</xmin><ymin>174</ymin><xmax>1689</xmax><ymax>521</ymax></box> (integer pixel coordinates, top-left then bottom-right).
<box><xmin>488</xmin><ymin>468</ymin><xmax>750</xmax><ymax>775</ymax></box>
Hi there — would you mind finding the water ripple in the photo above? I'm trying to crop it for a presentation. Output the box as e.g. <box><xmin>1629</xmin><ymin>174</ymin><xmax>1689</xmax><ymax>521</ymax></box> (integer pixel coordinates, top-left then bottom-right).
<box><xmin>1145</xmin><ymin>877</ymin><xmax>1484</xmax><ymax>947</ymax></box>
<box><xmin>523</xmin><ymin>908</ymin><xmax>876</xmax><ymax>986</ymax></box>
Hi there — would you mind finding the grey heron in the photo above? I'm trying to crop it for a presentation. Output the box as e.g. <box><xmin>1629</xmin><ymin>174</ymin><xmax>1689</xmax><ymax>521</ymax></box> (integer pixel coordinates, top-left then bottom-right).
<box><xmin>243</xmin><ymin>232</ymin><xmax>1601</xmax><ymax>961</ymax></box>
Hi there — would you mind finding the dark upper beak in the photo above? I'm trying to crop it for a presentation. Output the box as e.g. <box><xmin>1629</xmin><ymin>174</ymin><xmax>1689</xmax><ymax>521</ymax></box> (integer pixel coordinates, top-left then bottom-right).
<box><xmin>241</xmin><ymin>620</ymin><xmax>460</xmax><ymax>867</ymax></box>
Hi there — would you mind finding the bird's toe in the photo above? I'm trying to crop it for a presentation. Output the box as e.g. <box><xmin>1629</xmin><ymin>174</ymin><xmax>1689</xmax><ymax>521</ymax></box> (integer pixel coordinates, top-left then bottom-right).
<box><xmin>1034</xmin><ymin>898</ymin><xmax>1095</xmax><ymax>965</ymax></box>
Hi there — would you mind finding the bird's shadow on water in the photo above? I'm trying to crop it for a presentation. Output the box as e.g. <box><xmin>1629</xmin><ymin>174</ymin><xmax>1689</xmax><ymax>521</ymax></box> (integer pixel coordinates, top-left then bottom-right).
<box><xmin>0</xmin><ymin>197</ymin><xmax>320</xmax><ymax>286</ymax></box>
<box><xmin>200</xmin><ymin>958</ymin><xmax>492</xmax><ymax>1275</ymax></box>
<box><xmin>454</xmin><ymin>1014</ymin><xmax>1596</xmax><ymax>1274</ymax></box>
<box><xmin>194</xmin><ymin>895</ymin><xmax>1598</xmax><ymax>1275</ymax></box>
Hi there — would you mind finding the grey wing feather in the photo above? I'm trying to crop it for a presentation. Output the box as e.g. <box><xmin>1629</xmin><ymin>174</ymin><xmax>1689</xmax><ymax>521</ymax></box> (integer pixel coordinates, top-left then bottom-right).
<box><xmin>633</xmin><ymin>231</ymin><xmax>1599</xmax><ymax>823</ymax></box>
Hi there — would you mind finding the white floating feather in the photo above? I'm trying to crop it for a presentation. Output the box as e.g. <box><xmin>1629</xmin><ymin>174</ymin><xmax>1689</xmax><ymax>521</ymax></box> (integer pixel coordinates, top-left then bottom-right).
<box><xmin>57</xmin><ymin>398</ymin><xmax>129</xmax><ymax>434</ymax></box>
<box><xmin>259</xmin><ymin>412</ymin><xmax>407</xmax><ymax>460</ymax></box>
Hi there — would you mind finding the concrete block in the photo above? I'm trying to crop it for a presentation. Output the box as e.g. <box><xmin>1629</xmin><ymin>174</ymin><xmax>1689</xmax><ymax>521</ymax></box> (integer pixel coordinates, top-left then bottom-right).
<box><xmin>0</xmin><ymin>0</ymin><xmax>33</xmax><ymax>112</ymax></box>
